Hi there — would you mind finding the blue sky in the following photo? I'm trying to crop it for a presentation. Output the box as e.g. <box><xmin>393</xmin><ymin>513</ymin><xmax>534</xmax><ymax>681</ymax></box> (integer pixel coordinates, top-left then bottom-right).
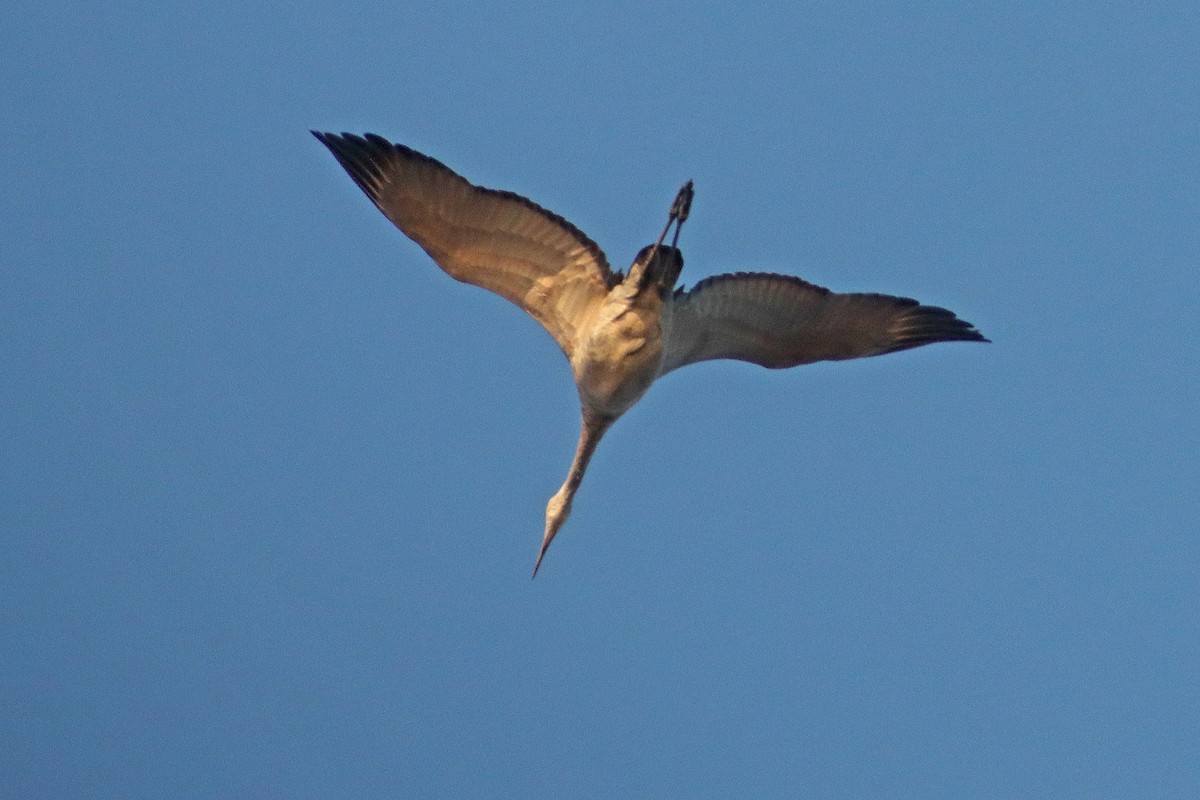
<box><xmin>3</xmin><ymin>1</ymin><xmax>1197</xmax><ymax>797</ymax></box>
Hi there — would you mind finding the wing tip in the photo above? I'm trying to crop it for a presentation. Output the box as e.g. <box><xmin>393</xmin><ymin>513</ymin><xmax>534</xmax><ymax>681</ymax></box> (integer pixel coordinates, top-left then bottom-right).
<box><xmin>889</xmin><ymin>304</ymin><xmax>990</xmax><ymax>351</ymax></box>
<box><xmin>312</xmin><ymin>130</ymin><xmax>404</xmax><ymax>206</ymax></box>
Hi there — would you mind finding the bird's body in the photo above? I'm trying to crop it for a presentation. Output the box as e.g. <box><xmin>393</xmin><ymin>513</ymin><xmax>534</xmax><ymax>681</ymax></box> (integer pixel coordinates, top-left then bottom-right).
<box><xmin>573</xmin><ymin>268</ymin><xmax>668</xmax><ymax>417</ymax></box>
<box><xmin>313</xmin><ymin>131</ymin><xmax>988</xmax><ymax>575</ymax></box>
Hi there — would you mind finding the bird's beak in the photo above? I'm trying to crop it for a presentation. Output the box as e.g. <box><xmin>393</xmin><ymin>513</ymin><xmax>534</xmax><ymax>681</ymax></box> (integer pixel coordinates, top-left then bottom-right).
<box><xmin>531</xmin><ymin>520</ymin><xmax>561</xmax><ymax>579</ymax></box>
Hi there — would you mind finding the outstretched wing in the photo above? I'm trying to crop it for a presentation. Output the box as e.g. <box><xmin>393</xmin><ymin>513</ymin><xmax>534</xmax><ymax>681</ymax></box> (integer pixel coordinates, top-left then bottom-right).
<box><xmin>314</xmin><ymin>132</ymin><xmax>615</xmax><ymax>357</ymax></box>
<box><xmin>659</xmin><ymin>272</ymin><xmax>987</xmax><ymax>375</ymax></box>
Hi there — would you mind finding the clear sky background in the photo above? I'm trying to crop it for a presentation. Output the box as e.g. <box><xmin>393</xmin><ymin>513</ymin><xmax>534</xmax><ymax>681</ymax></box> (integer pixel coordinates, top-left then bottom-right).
<box><xmin>3</xmin><ymin>2</ymin><xmax>1197</xmax><ymax>797</ymax></box>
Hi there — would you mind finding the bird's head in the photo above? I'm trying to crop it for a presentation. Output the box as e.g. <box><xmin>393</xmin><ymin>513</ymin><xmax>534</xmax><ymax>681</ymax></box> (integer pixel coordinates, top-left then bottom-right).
<box><xmin>533</xmin><ymin>489</ymin><xmax>573</xmax><ymax>578</ymax></box>
<box><xmin>631</xmin><ymin>244</ymin><xmax>684</xmax><ymax>298</ymax></box>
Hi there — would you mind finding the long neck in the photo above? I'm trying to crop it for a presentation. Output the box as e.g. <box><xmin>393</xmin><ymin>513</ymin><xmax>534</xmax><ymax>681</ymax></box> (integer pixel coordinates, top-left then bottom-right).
<box><xmin>561</xmin><ymin>409</ymin><xmax>612</xmax><ymax>497</ymax></box>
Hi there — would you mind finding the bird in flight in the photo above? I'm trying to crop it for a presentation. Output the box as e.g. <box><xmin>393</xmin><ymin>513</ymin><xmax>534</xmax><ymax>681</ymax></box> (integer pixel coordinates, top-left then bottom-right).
<box><xmin>313</xmin><ymin>131</ymin><xmax>988</xmax><ymax>576</ymax></box>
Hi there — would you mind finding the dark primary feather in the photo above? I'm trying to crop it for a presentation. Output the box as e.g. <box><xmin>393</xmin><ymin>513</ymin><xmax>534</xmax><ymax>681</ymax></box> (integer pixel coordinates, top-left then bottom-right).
<box><xmin>884</xmin><ymin>300</ymin><xmax>988</xmax><ymax>353</ymax></box>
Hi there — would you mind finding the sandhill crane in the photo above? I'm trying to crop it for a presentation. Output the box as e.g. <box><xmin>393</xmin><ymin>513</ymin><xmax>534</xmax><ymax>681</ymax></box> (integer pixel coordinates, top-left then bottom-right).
<box><xmin>313</xmin><ymin>131</ymin><xmax>988</xmax><ymax>576</ymax></box>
